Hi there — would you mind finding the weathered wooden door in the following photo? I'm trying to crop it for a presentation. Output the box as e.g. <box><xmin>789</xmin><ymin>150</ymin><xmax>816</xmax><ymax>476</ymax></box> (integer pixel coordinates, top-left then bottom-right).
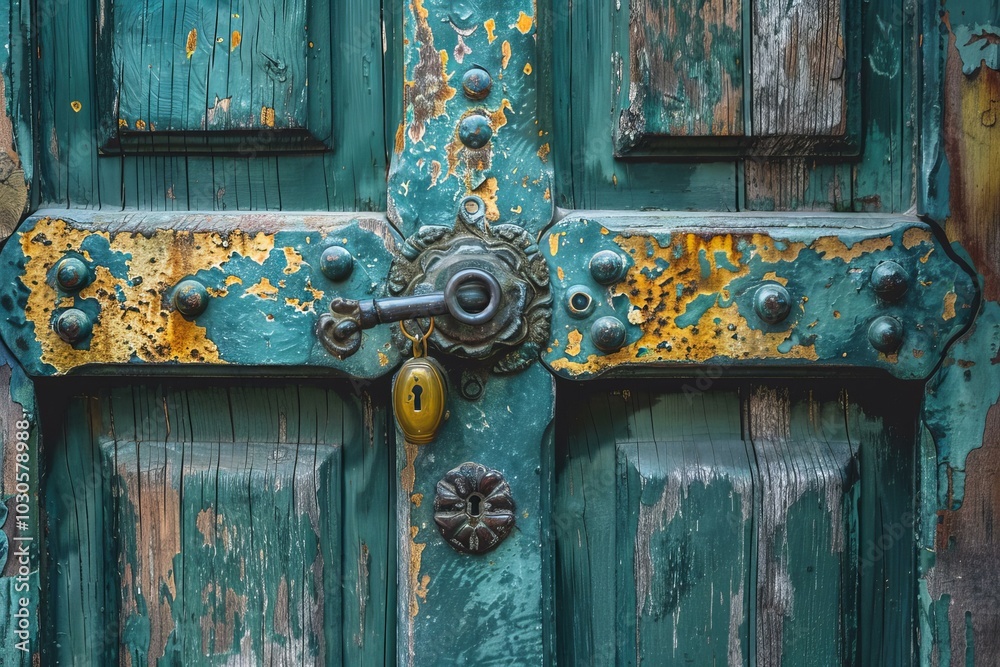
<box><xmin>0</xmin><ymin>0</ymin><xmax>997</xmax><ymax>664</ymax></box>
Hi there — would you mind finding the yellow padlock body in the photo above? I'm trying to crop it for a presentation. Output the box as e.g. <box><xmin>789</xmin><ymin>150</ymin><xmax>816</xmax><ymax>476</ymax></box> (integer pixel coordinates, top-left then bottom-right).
<box><xmin>392</xmin><ymin>356</ymin><xmax>447</xmax><ymax>444</ymax></box>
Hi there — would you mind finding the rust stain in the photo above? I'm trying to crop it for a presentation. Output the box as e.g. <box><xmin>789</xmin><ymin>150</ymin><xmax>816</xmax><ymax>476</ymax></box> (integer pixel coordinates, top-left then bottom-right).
<box><xmin>556</xmin><ymin>266</ymin><xmax>565</xmax><ymax>280</ymax></box>
<box><xmin>230</xmin><ymin>30</ymin><xmax>242</xmax><ymax>51</ymax></box>
<box><xmin>407</xmin><ymin>0</ymin><xmax>457</xmax><ymax>143</ymax></box>
<box><xmin>261</xmin><ymin>106</ymin><xmax>276</xmax><ymax>127</ymax></box>
<box><xmin>70</xmin><ymin>101</ymin><xmax>82</xmax><ymax>113</ymax></box>
<box><xmin>429</xmin><ymin>160</ymin><xmax>442</xmax><ymax>187</ymax></box>
<box><xmin>523</xmin><ymin>62</ymin><xmax>533</xmax><ymax>75</ymax></box>
<box><xmin>401</xmin><ymin>440</ymin><xmax>420</xmax><ymax>494</ymax></box>
<box><xmin>394</xmin><ymin>122</ymin><xmax>406</xmax><ymax>154</ymax></box>
<box><xmin>408</xmin><ymin>526</ymin><xmax>427</xmax><ymax>618</ymax></box>
<box><xmin>186</xmin><ymin>28</ymin><xmax>198</xmax><ymax>59</ymax></box>
<box><xmin>282</xmin><ymin>247</ymin><xmax>303</xmax><ymax>275</ymax></box>
<box><xmin>549</xmin><ymin>232</ymin><xmax>562</xmax><ymax>256</ymax></box>
<box><xmin>471</xmin><ymin>178</ymin><xmax>500</xmax><ymax>221</ymax></box>
<box><xmin>444</xmin><ymin>100</ymin><xmax>512</xmax><ymax>181</ymax></box>
<box><xmin>501</xmin><ymin>41</ymin><xmax>512</xmax><ymax>69</ymax></box>
<box><xmin>943</xmin><ymin>291</ymin><xmax>958</xmax><ymax>321</ymax></box>
<box><xmin>135</xmin><ymin>119</ymin><xmax>147</xmax><ymax>130</ymax></box>
<box><xmin>512</xmin><ymin>11</ymin><xmax>534</xmax><ymax>33</ymax></box>
<box><xmin>550</xmin><ymin>233</ymin><xmax>821</xmax><ymax>376</ymax></box>
<box><xmin>411</xmin><ymin>493</ymin><xmax>423</xmax><ymax>507</ymax></box>
<box><xmin>537</xmin><ymin>143</ymin><xmax>550</xmax><ymax>162</ymax></box>
<box><xmin>566</xmin><ymin>329</ymin><xmax>583</xmax><ymax>356</ymax></box>
<box><xmin>902</xmin><ymin>227</ymin><xmax>933</xmax><ymax>249</ymax></box>
<box><xmin>378</xmin><ymin>351</ymin><xmax>389</xmax><ymax>366</ymax></box>
<box><xmin>813</xmin><ymin>235</ymin><xmax>893</xmax><ymax>262</ymax></box>
<box><xmin>196</xmin><ymin>508</ymin><xmax>214</xmax><ymax>546</ymax></box>
<box><xmin>484</xmin><ymin>18</ymin><xmax>497</xmax><ymax>43</ymax></box>
<box><xmin>244</xmin><ymin>277</ymin><xmax>279</xmax><ymax>300</ymax></box>
<box><xmin>18</xmin><ymin>219</ymin><xmax>284</xmax><ymax>373</ymax></box>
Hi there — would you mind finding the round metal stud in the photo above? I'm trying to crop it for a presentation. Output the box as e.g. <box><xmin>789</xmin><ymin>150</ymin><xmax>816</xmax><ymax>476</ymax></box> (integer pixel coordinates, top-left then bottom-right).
<box><xmin>444</xmin><ymin>269</ymin><xmax>502</xmax><ymax>325</ymax></box>
<box><xmin>54</xmin><ymin>308</ymin><xmax>92</xmax><ymax>344</ymax></box>
<box><xmin>591</xmin><ymin>316</ymin><xmax>627</xmax><ymax>352</ymax></box>
<box><xmin>566</xmin><ymin>285</ymin><xmax>596</xmax><ymax>318</ymax></box>
<box><xmin>754</xmin><ymin>283</ymin><xmax>792</xmax><ymax>324</ymax></box>
<box><xmin>458</xmin><ymin>114</ymin><xmax>493</xmax><ymax>149</ymax></box>
<box><xmin>434</xmin><ymin>462</ymin><xmax>515</xmax><ymax>555</ymax></box>
<box><xmin>55</xmin><ymin>257</ymin><xmax>89</xmax><ymax>292</ymax></box>
<box><xmin>589</xmin><ymin>250</ymin><xmax>627</xmax><ymax>285</ymax></box>
<box><xmin>870</xmin><ymin>261</ymin><xmax>909</xmax><ymax>302</ymax></box>
<box><xmin>868</xmin><ymin>316</ymin><xmax>904</xmax><ymax>354</ymax></box>
<box><xmin>462</xmin><ymin>66</ymin><xmax>492</xmax><ymax>100</ymax></box>
<box><xmin>173</xmin><ymin>280</ymin><xmax>210</xmax><ymax>317</ymax></box>
<box><xmin>320</xmin><ymin>246</ymin><xmax>354</xmax><ymax>281</ymax></box>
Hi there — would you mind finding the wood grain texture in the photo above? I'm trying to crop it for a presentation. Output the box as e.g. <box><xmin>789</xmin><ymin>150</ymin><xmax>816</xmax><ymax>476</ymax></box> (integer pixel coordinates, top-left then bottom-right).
<box><xmin>553</xmin><ymin>381</ymin><xmax>910</xmax><ymax>665</ymax></box>
<box><xmin>918</xmin><ymin>1</ymin><xmax>1000</xmax><ymax>662</ymax></box>
<box><xmin>42</xmin><ymin>382</ymin><xmax>394</xmax><ymax>665</ymax></box>
<box><xmin>616</xmin><ymin>0</ymin><xmax>744</xmax><ymax>147</ymax></box>
<box><xmin>0</xmin><ymin>0</ymin><xmax>32</xmax><ymax>241</ymax></box>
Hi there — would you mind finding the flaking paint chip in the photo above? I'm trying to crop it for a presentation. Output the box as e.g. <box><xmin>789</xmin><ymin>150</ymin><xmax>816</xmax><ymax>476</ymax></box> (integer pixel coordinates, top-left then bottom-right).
<box><xmin>70</xmin><ymin>101</ymin><xmax>82</xmax><ymax>113</ymax></box>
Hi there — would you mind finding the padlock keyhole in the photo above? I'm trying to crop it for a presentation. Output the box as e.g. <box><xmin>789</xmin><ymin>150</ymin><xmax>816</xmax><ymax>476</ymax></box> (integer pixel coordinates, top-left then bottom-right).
<box><xmin>468</xmin><ymin>493</ymin><xmax>483</xmax><ymax>517</ymax></box>
<box><xmin>411</xmin><ymin>381</ymin><xmax>423</xmax><ymax>412</ymax></box>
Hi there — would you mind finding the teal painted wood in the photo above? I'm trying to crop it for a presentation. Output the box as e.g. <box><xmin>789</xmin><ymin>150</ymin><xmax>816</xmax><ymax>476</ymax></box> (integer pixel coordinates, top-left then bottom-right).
<box><xmin>541</xmin><ymin>213</ymin><xmax>977</xmax><ymax>380</ymax></box>
<box><xmin>99</xmin><ymin>0</ymin><xmax>326</xmax><ymax>148</ymax></box>
<box><xmin>386</xmin><ymin>0</ymin><xmax>553</xmax><ymax>235</ymax></box>
<box><xmin>42</xmin><ymin>382</ymin><xmax>395</xmax><ymax>665</ymax></box>
<box><xmin>0</xmin><ymin>340</ymin><xmax>38</xmax><ymax>664</ymax></box>
<box><xmin>396</xmin><ymin>362</ymin><xmax>554</xmax><ymax>666</ymax></box>
<box><xmin>553</xmin><ymin>381</ymin><xmax>889</xmax><ymax>665</ymax></box>
<box><xmin>0</xmin><ymin>211</ymin><xmax>404</xmax><ymax>378</ymax></box>
<box><xmin>36</xmin><ymin>0</ymin><xmax>389</xmax><ymax>210</ymax></box>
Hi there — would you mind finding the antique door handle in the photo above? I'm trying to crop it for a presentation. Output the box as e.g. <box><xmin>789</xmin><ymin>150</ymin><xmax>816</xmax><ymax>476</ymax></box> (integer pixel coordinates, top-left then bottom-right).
<box><xmin>317</xmin><ymin>268</ymin><xmax>503</xmax><ymax>359</ymax></box>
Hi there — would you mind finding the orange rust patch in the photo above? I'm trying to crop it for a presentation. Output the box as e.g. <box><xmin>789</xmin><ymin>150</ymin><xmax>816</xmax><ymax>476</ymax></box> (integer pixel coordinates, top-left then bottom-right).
<box><xmin>186</xmin><ymin>29</ymin><xmax>198</xmax><ymax>58</ymax></box>
<box><xmin>407</xmin><ymin>0</ymin><xmax>457</xmax><ymax>143</ymax></box>
<box><xmin>244</xmin><ymin>277</ymin><xmax>279</xmax><ymax>300</ymax></box>
<box><xmin>282</xmin><ymin>247</ymin><xmax>303</xmax><ymax>274</ymax></box>
<box><xmin>512</xmin><ymin>11</ymin><xmax>534</xmax><ymax>33</ymax></box>
<box><xmin>70</xmin><ymin>101</ymin><xmax>82</xmax><ymax>113</ymax></box>
<box><xmin>484</xmin><ymin>18</ymin><xmax>497</xmax><ymax>43</ymax></box>
<box><xmin>902</xmin><ymin>227</ymin><xmax>933</xmax><ymax>249</ymax></box>
<box><xmin>549</xmin><ymin>233</ymin><xmax>821</xmax><ymax>376</ymax></box>
<box><xmin>410</xmin><ymin>493</ymin><xmax>423</xmax><ymax>507</ymax></box>
<box><xmin>523</xmin><ymin>62</ymin><xmax>533</xmax><ymax>75</ymax></box>
<box><xmin>501</xmin><ymin>41</ymin><xmax>512</xmax><ymax>69</ymax></box>
<box><xmin>943</xmin><ymin>291</ymin><xmax>957</xmax><ymax>321</ymax></box>
<box><xmin>537</xmin><ymin>143</ymin><xmax>550</xmax><ymax>162</ymax></box>
<box><xmin>261</xmin><ymin>106</ymin><xmax>276</xmax><ymax>127</ymax></box>
<box><xmin>471</xmin><ymin>178</ymin><xmax>500</xmax><ymax>221</ymax></box>
<box><xmin>408</xmin><ymin>526</ymin><xmax>427</xmax><ymax>618</ymax></box>
<box><xmin>230</xmin><ymin>30</ymin><xmax>241</xmax><ymax>51</ymax></box>
<box><xmin>813</xmin><ymin>235</ymin><xmax>893</xmax><ymax>262</ymax></box>
<box><xmin>566</xmin><ymin>329</ymin><xmax>583</xmax><ymax>356</ymax></box>
<box><xmin>556</xmin><ymin>266</ymin><xmax>565</xmax><ymax>281</ymax></box>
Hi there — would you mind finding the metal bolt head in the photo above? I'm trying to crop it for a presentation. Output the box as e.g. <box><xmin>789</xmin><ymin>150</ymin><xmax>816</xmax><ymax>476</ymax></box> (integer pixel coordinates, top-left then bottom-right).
<box><xmin>462</xmin><ymin>67</ymin><xmax>492</xmax><ymax>100</ymax></box>
<box><xmin>589</xmin><ymin>250</ymin><xmax>627</xmax><ymax>285</ymax></box>
<box><xmin>55</xmin><ymin>257</ymin><xmax>89</xmax><ymax>291</ymax></box>
<box><xmin>566</xmin><ymin>285</ymin><xmax>595</xmax><ymax>318</ymax></box>
<box><xmin>868</xmin><ymin>315</ymin><xmax>904</xmax><ymax>354</ymax></box>
<box><xmin>320</xmin><ymin>246</ymin><xmax>354</xmax><ymax>281</ymax></box>
<box><xmin>870</xmin><ymin>261</ymin><xmax>909</xmax><ymax>302</ymax></box>
<box><xmin>591</xmin><ymin>316</ymin><xmax>627</xmax><ymax>352</ymax></box>
<box><xmin>458</xmin><ymin>114</ymin><xmax>493</xmax><ymax>149</ymax></box>
<box><xmin>55</xmin><ymin>308</ymin><xmax>92</xmax><ymax>344</ymax></box>
<box><xmin>754</xmin><ymin>283</ymin><xmax>792</xmax><ymax>324</ymax></box>
<box><xmin>173</xmin><ymin>279</ymin><xmax>209</xmax><ymax>317</ymax></box>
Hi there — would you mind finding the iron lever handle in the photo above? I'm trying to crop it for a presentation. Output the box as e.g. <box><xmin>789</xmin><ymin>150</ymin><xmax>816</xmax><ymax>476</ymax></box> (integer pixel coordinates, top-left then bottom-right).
<box><xmin>317</xmin><ymin>268</ymin><xmax>502</xmax><ymax>359</ymax></box>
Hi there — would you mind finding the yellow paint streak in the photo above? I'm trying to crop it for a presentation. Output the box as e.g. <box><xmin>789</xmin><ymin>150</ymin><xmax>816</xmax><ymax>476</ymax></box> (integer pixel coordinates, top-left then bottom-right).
<box><xmin>549</xmin><ymin>232</ymin><xmax>562</xmax><ymax>256</ymax></box>
<box><xmin>943</xmin><ymin>291</ymin><xmax>957</xmax><ymax>321</ymax></box>
<box><xmin>813</xmin><ymin>235</ymin><xmax>893</xmax><ymax>262</ymax></box>
<box><xmin>484</xmin><ymin>18</ymin><xmax>497</xmax><ymax>43</ymax></box>
<box><xmin>549</xmin><ymin>233</ymin><xmax>821</xmax><ymax>376</ymax></box>
<box><xmin>394</xmin><ymin>122</ymin><xmax>406</xmax><ymax>154</ymax></box>
<box><xmin>501</xmin><ymin>41</ymin><xmax>512</xmax><ymax>69</ymax></box>
<box><xmin>556</xmin><ymin>266</ymin><xmax>565</xmax><ymax>281</ymax></box>
<box><xmin>512</xmin><ymin>11</ymin><xmax>534</xmax><ymax>33</ymax></box>
<box><xmin>186</xmin><ymin>29</ymin><xmax>198</xmax><ymax>58</ymax></box>
<box><xmin>261</xmin><ymin>106</ymin><xmax>276</xmax><ymax>127</ymax></box>
<box><xmin>282</xmin><ymin>247</ymin><xmax>303</xmax><ymax>275</ymax></box>
<box><xmin>19</xmin><ymin>219</ymin><xmax>285</xmax><ymax>373</ymax></box>
<box><xmin>230</xmin><ymin>30</ymin><xmax>241</xmax><ymax>51</ymax></box>
<box><xmin>566</xmin><ymin>329</ymin><xmax>583</xmax><ymax>356</ymax></box>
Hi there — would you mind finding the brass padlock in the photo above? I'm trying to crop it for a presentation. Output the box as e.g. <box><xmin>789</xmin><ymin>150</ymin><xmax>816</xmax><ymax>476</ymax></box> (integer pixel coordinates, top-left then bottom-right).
<box><xmin>393</xmin><ymin>320</ymin><xmax>447</xmax><ymax>444</ymax></box>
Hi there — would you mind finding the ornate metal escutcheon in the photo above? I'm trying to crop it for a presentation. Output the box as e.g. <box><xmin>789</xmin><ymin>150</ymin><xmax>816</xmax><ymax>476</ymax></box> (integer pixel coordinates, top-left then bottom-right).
<box><xmin>433</xmin><ymin>462</ymin><xmax>515</xmax><ymax>555</ymax></box>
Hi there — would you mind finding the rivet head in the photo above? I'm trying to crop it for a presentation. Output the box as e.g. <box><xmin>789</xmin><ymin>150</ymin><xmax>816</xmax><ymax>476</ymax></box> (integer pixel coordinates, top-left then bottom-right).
<box><xmin>173</xmin><ymin>280</ymin><xmax>209</xmax><ymax>317</ymax></box>
<box><xmin>458</xmin><ymin>114</ymin><xmax>493</xmax><ymax>149</ymax></box>
<box><xmin>462</xmin><ymin>66</ymin><xmax>492</xmax><ymax>100</ymax></box>
<box><xmin>55</xmin><ymin>308</ymin><xmax>92</xmax><ymax>344</ymax></box>
<box><xmin>870</xmin><ymin>261</ymin><xmax>909</xmax><ymax>301</ymax></box>
<box><xmin>591</xmin><ymin>316</ymin><xmax>627</xmax><ymax>352</ymax></box>
<box><xmin>320</xmin><ymin>246</ymin><xmax>354</xmax><ymax>281</ymax></box>
<box><xmin>868</xmin><ymin>316</ymin><xmax>904</xmax><ymax>354</ymax></box>
<box><xmin>754</xmin><ymin>283</ymin><xmax>792</xmax><ymax>324</ymax></box>
<box><xmin>55</xmin><ymin>257</ymin><xmax>89</xmax><ymax>291</ymax></box>
<box><xmin>589</xmin><ymin>250</ymin><xmax>627</xmax><ymax>285</ymax></box>
<box><xmin>566</xmin><ymin>285</ymin><xmax>596</xmax><ymax>318</ymax></box>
